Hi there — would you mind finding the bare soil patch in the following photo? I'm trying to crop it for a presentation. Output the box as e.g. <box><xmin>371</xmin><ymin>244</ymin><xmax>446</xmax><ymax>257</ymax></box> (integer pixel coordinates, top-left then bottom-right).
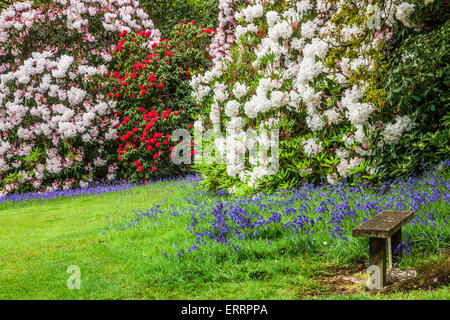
<box><xmin>382</xmin><ymin>257</ymin><xmax>449</xmax><ymax>293</ymax></box>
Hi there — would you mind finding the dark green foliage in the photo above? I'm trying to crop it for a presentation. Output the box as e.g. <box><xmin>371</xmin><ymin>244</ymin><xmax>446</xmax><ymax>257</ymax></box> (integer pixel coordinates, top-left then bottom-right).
<box><xmin>140</xmin><ymin>0</ymin><xmax>220</xmax><ymax>37</ymax></box>
<box><xmin>0</xmin><ymin>0</ymin><xmax>46</xmax><ymax>10</ymax></box>
<box><xmin>374</xmin><ymin>20</ymin><xmax>450</xmax><ymax>180</ymax></box>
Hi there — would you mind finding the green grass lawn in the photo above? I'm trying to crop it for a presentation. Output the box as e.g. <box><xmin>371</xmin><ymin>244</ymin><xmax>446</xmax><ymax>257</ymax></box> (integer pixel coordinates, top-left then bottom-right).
<box><xmin>0</xmin><ymin>178</ymin><xmax>448</xmax><ymax>300</ymax></box>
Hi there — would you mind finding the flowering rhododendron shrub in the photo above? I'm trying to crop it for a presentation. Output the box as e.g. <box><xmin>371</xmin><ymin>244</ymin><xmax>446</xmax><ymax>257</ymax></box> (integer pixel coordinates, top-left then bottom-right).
<box><xmin>104</xmin><ymin>22</ymin><xmax>214</xmax><ymax>180</ymax></box>
<box><xmin>192</xmin><ymin>0</ymin><xmax>424</xmax><ymax>194</ymax></box>
<box><xmin>0</xmin><ymin>0</ymin><xmax>160</xmax><ymax>195</ymax></box>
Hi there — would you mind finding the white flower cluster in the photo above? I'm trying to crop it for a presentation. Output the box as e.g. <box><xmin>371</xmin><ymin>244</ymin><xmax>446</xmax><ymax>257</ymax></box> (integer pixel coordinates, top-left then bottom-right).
<box><xmin>303</xmin><ymin>137</ymin><xmax>323</xmax><ymax>157</ymax></box>
<box><xmin>242</xmin><ymin>4</ymin><xmax>264</xmax><ymax>23</ymax></box>
<box><xmin>382</xmin><ymin>115</ymin><xmax>414</xmax><ymax>145</ymax></box>
<box><xmin>337</xmin><ymin>157</ymin><xmax>364</xmax><ymax>178</ymax></box>
<box><xmin>395</xmin><ymin>2</ymin><xmax>415</xmax><ymax>27</ymax></box>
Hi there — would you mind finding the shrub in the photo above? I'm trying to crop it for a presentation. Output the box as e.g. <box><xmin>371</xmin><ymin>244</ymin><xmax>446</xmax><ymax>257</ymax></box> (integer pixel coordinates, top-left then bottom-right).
<box><xmin>139</xmin><ymin>0</ymin><xmax>220</xmax><ymax>37</ymax></box>
<box><xmin>0</xmin><ymin>0</ymin><xmax>159</xmax><ymax>195</ymax></box>
<box><xmin>373</xmin><ymin>19</ymin><xmax>450</xmax><ymax>180</ymax></box>
<box><xmin>191</xmin><ymin>0</ymin><xmax>425</xmax><ymax>194</ymax></box>
<box><xmin>104</xmin><ymin>22</ymin><xmax>214</xmax><ymax>181</ymax></box>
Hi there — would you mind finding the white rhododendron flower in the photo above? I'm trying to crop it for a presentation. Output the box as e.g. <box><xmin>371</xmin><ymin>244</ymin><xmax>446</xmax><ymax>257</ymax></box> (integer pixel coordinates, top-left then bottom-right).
<box><xmin>382</xmin><ymin>115</ymin><xmax>414</xmax><ymax>145</ymax></box>
<box><xmin>242</xmin><ymin>4</ymin><xmax>263</xmax><ymax>23</ymax></box>
<box><xmin>395</xmin><ymin>2</ymin><xmax>415</xmax><ymax>27</ymax></box>
<box><xmin>225</xmin><ymin>100</ymin><xmax>241</xmax><ymax>118</ymax></box>
<box><xmin>232</xmin><ymin>82</ymin><xmax>248</xmax><ymax>99</ymax></box>
<box><xmin>303</xmin><ymin>137</ymin><xmax>323</xmax><ymax>157</ymax></box>
<box><xmin>67</xmin><ymin>87</ymin><xmax>87</xmax><ymax>106</ymax></box>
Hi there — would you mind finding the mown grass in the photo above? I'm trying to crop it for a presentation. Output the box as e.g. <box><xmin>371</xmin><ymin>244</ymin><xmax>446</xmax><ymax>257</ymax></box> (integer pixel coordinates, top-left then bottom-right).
<box><xmin>0</xmin><ymin>180</ymin><xmax>196</xmax><ymax>299</ymax></box>
<box><xmin>0</xmin><ymin>171</ymin><xmax>448</xmax><ymax>300</ymax></box>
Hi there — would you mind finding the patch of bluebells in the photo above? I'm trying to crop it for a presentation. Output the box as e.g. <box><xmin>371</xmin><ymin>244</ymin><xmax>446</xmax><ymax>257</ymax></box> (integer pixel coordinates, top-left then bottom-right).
<box><xmin>0</xmin><ymin>174</ymin><xmax>201</xmax><ymax>206</ymax></box>
<box><xmin>106</xmin><ymin>163</ymin><xmax>449</xmax><ymax>259</ymax></box>
<box><xmin>0</xmin><ymin>181</ymin><xmax>137</xmax><ymax>206</ymax></box>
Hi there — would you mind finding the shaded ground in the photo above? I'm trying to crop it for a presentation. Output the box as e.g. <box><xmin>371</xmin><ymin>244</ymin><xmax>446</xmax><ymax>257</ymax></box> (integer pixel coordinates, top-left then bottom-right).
<box><xmin>312</xmin><ymin>255</ymin><xmax>449</xmax><ymax>297</ymax></box>
<box><xmin>382</xmin><ymin>256</ymin><xmax>449</xmax><ymax>293</ymax></box>
<box><xmin>313</xmin><ymin>262</ymin><xmax>368</xmax><ymax>296</ymax></box>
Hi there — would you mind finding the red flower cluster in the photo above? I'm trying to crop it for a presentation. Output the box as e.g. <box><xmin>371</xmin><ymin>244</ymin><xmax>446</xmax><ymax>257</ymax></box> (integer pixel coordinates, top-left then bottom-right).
<box><xmin>115</xmin><ymin>38</ymin><xmax>127</xmax><ymax>52</ymax></box>
<box><xmin>116</xmin><ymin>105</ymin><xmax>184</xmax><ymax>175</ymax></box>
<box><xmin>198</xmin><ymin>27</ymin><xmax>216</xmax><ymax>35</ymax></box>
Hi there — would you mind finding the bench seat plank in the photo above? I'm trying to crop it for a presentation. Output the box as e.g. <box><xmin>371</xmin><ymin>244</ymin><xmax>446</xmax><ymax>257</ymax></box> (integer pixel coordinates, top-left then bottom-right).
<box><xmin>352</xmin><ymin>210</ymin><xmax>414</xmax><ymax>239</ymax></box>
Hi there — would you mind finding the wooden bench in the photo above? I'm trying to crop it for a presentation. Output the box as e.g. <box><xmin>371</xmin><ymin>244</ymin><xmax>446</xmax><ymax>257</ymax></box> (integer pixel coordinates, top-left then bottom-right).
<box><xmin>352</xmin><ymin>210</ymin><xmax>414</xmax><ymax>288</ymax></box>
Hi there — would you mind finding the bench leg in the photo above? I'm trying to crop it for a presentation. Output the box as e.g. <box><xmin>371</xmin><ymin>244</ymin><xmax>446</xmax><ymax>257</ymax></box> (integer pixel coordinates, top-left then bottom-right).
<box><xmin>369</xmin><ymin>238</ymin><xmax>386</xmax><ymax>288</ymax></box>
<box><xmin>391</xmin><ymin>229</ymin><xmax>402</xmax><ymax>262</ymax></box>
